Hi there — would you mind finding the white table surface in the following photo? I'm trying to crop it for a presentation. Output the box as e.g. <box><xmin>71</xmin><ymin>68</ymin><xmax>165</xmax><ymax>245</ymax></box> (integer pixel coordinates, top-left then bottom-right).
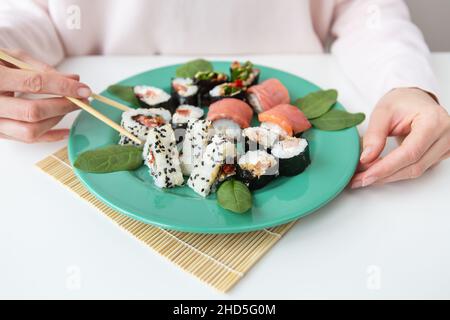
<box><xmin>0</xmin><ymin>54</ymin><xmax>449</xmax><ymax>300</ymax></box>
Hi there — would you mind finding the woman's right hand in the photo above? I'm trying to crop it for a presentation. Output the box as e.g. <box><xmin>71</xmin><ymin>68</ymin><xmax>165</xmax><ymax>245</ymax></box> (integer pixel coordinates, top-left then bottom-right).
<box><xmin>0</xmin><ymin>49</ymin><xmax>91</xmax><ymax>143</ymax></box>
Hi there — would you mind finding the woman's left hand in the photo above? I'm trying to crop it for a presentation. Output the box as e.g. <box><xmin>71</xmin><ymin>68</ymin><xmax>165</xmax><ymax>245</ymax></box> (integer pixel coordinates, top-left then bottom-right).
<box><xmin>351</xmin><ymin>87</ymin><xmax>450</xmax><ymax>188</ymax></box>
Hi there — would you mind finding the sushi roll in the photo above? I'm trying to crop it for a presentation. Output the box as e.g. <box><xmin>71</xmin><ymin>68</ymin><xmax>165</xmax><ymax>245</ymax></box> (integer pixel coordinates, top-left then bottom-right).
<box><xmin>260</xmin><ymin>122</ymin><xmax>290</xmax><ymax>137</ymax></box>
<box><xmin>207</xmin><ymin>98</ymin><xmax>254</xmax><ymax>141</ymax></box>
<box><xmin>205</xmin><ymin>82</ymin><xmax>246</xmax><ymax>106</ymax></box>
<box><xmin>171</xmin><ymin>78</ymin><xmax>199</xmax><ymax>106</ymax></box>
<box><xmin>236</xmin><ymin>150</ymin><xmax>278</xmax><ymax>191</ymax></box>
<box><xmin>242</xmin><ymin>127</ymin><xmax>279</xmax><ymax>152</ymax></box>
<box><xmin>247</xmin><ymin>79</ymin><xmax>290</xmax><ymax>113</ymax></box>
<box><xmin>180</xmin><ymin>119</ymin><xmax>214</xmax><ymax>176</ymax></box>
<box><xmin>271</xmin><ymin>137</ymin><xmax>310</xmax><ymax>177</ymax></box>
<box><xmin>172</xmin><ymin>105</ymin><xmax>205</xmax><ymax>144</ymax></box>
<box><xmin>143</xmin><ymin>124</ymin><xmax>184</xmax><ymax>188</ymax></box>
<box><xmin>211</xmin><ymin>119</ymin><xmax>242</xmax><ymax>141</ymax></box>
<box><xmin>194</xmin><ymin>71</ymin><xmax>228</xmax><ymax>105</ymax></box>
<box><xmin>230</xmin><ymin>61</ymin><xmax>260</xmax><ymax>87</ymax></box>
<box><xmin>118</xmin><ymin>108</ymin><xmax>172</xmax><ymax>146</ymax></box>
<box><xmin>134</xmin><ymin>85</ymin><xmax>175</xmax><ymax>113</ymax></box>
<box><xmin>187</xmin><ymin>135</ymin><xmax>236</xmax><ymax>197</ymax></box>
<box><xmin>172</xmin><ymin>105</ymin><xmax>204</xmax><ymax>129</ymax></box>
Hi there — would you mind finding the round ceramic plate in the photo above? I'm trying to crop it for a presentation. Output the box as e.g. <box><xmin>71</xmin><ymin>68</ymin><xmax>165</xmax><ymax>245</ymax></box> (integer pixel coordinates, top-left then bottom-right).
<box><xmin>68</xmin><ymin>62</ymin><xmax>360</xmax><ymax>233</ymax></box>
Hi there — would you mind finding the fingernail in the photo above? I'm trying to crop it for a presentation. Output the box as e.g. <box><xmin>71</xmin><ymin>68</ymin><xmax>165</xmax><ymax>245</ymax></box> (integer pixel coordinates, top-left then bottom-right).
<box><xmin>351</xmin><ymin>180</ymin><xmax>363</xmax><ymax>189</ymax></box>
<box><xmin>360</xmin><ymin>146</ymin><xmax>373</xmax><ymax>162</ymax></box>
<box><xmin>77</xmin><ymin>87</ymin><xmax>91</xmax><ymax>98</ymax></box>
<box><xmin>362</xmin><ymin>176</ymin><xmax>377</xmax><ymax>187</ymax></box>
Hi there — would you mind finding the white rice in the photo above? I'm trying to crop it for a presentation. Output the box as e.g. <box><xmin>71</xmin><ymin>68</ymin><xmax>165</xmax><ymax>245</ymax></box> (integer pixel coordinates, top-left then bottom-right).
<box><xmin>209</xmin><ymin>83</ymin><xmax>241</xmax><ymax>98</ymax></box>
<box><xmin>271</xmin><ymin>137</ymin><xmax>308</xmax><ymax>159</ymax></box>
<box><xmin>143</xmin><ymin>124</ymin><xmax>184</xmax><ymax>188</ymax></box>
<box><xmin>238</xmin><ymin>150</ymin><xmax>278</xmax><ymax>177</ymax></box>
<box><xmin>212</xmin><ymin>119</ymin><xmax>242</xmax><ymax>141</ymax></box>
<box><xmin>242</xmin><ymin>127</ymin><xmax>279</xmax><ymax>149</ymax></box>
<box><xmin>180</xmin><ymin>119</ymin><xmax>214</xmax><ymax>176</ymax></box>
<box><xmin>172</xmin><ymin>105</ymin><xmax>204</xmax><ymax>125</ymax></box>
<box><xmin>187</xmin><ymin>135</ymin><xmax>236</xmax><ymax>197</ymax></box>
<box><xmin>260</xmin><ymin>121</ymin><xmax>290</xmax><ymax>137</ymax></box>
<box><xmin>134</xmin><ymin>85</ymin><xmax>171</xmax><ymax>106</ymax></box>
<box><xmin>118</xmin><ymin>108</ymin><xmax>171</xmax><ymax>146</ymax></box>
<box><xmin>247</xmin><ymin>93</ymin><xmax>264</xmax><ymax>113</ymax></box>
<box><xmin>172</xmin><ymin>78</ymin><xmax>198</xmax><ymax>97</ymax></box>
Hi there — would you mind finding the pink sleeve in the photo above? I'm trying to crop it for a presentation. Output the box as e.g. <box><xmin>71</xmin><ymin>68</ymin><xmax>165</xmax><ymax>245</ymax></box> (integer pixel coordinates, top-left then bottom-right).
<box><xmin>0</xmin><ymin>0</ymin><xmax>64</xmax><ymax>66</ymax></box>
<box><xmin>331</xmin><ymin>0</ymin><xmax>439</xmax><ymax>106</ymax></box>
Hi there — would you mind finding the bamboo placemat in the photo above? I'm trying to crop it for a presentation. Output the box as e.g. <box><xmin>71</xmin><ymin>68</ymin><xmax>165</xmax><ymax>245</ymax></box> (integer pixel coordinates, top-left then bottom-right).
<box><xmin>36</xmin><ymin>147</ymin><xmax>297</xmax><ymax>292</ymax></box>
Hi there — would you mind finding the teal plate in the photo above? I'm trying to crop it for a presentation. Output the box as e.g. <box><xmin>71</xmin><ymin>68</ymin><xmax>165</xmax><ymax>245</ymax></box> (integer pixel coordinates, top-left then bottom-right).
<box><xmin>68</xmin><ymin>62</ymin><xmax>360</xmax><ymax>234</ymax></box>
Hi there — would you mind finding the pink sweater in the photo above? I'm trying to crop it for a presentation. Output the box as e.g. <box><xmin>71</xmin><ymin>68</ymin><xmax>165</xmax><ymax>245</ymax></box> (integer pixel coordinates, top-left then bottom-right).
<box><xmin>0</xmin><ymin>0</ymin><xmax>439</xmax><ymax>104</ymax></box>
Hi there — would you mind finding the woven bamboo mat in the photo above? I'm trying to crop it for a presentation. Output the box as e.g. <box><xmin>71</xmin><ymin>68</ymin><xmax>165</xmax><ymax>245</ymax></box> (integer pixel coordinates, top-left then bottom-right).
<box><xmin>36</xmin><ymin>147</ymin><xmax>296</xmax><ymax>292</ymax></box>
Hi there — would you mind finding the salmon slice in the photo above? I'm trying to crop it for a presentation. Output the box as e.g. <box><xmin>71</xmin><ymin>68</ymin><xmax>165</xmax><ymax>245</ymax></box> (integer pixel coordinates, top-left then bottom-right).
<box><xmin>247</xmin><ymin>79</ymin><xmax>290</xmax><ymax>113</ymax></box>
<box><xmin>258</xmin><ymin>104</ymin><xmax>311</xmax><ymax>136</ymax></box>
<box><xmin>207</xmin><ymin>98</ymin><xmax>254</xmax><ymax>128</ymax></box>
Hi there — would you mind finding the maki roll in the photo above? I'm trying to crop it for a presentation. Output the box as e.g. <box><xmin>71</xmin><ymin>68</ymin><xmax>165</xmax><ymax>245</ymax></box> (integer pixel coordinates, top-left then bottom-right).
<box><xmin>187</xmin><ymin>135</ymin><xmax>236</xmax><ymax>197</ymax></box>
<box><xmin>271</xmin><ymin>137</ymin><xmax>310</xmax><ymax>177</ymax></box>
<box><xmin>237</xmin><ymin>150</ymin><xmax>278</xmax><ymax>190</ymax></box>
<box><xmin>134</xmin><ymin>85</ymin><xmax>175</xmax><ymax>113</ymax></box>
<box><xmin>230</xmin><ymin>61</ymin><xmax>260</xmax><ymax>87</ymax></box>
<box><xmin>172</xmin><ymin>105</ymin><xmax>204</xmax><ymax>129</ymax></box>
<box><xmin>180</xmin><ymin>119</ymin><xmax>213</xmax><ymax>176</ymax></box>
<box><xmin>242</xmin><ymin>127</ymin><xmax>279</xmax><ymax>152</ymax></box>
<box><xmin>205</xmin><ymin>82</ymin><xmax>246</xmax><ymax>106</ymax></box>
<box><xmin>194</xmin><ymin>71</ymin><xmax>228</xmax><ymax>105</ymax></box>
<box><xmin>172</xmin><ymin>105</ymin><xmax>205</xmax><ymax>144</ymax></box>
<box><xmin>118</xmin><ymin>108</ymin><xmax>172</xmax><ymax>146</ymax></box>
<box><xmin>207</xmin><ymin>98</ymin><xmax>254</xmax><ymax>141</ymax></box>
<box><xmin>171</xmin><ymin>78</ymin><xmax>199</xmax><ymax>106</ymax></box>
<box><xmin>143</xmin><ymin>124</ymin><xmax>184</xmax><ymax>188</ymax></box>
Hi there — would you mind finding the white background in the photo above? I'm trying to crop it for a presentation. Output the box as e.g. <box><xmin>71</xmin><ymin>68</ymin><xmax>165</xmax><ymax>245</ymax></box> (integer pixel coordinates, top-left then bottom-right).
<box><xmin>0</xmin><ymin>54</ymin><xmax>449</xmax><ymax>299</ymax></box>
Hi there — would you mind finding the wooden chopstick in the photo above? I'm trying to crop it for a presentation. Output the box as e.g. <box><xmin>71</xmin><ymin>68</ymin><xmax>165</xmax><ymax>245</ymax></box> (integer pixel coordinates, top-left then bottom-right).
<box><xmin>90</xmin><ymin>93</ymin><xmax>131</xmax><ymax>112</ymax></box>
<box><xmin>0</xmin><ymin>50</ymin><xmax>142</xmax><ymax>145</ymax></box>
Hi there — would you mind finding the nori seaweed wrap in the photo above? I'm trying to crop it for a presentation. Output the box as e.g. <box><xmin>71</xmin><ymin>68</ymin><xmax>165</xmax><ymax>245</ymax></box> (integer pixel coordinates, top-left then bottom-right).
<box><xmin>204</xmin><ymin>82</ymin><xmax>246</xmax><ymax>106</ymax></box>
<box><xmin>271</xmin><ymin>137</ymin><xmax>310</xmax><ymax>177</ymax></box>
<box><xmin>171</xmin><ymin>78</ymin><xmax>199</xmax><ymax>107</ymax></box>
<box><xmin>134</xmin><ymin>85</ymin><xmax>176</xmax><ymax>113</ymax></box>
<box><xmin>171</xmin><ymin>105</ymin><xmax>204</xmax><ymax>144</ymax></box>
<box><xmin>236</xmin><ymin>150</ymin><xmax>278</xmax><ymax>190</ymax></box>
<box><xmin>194</xmin><ymin>71</ymin><xmax>228</xmax><ymax>106</ymax></box>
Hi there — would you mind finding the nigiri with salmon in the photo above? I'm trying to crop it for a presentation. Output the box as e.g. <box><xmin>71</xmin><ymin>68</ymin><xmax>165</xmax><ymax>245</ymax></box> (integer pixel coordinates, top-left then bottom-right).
<box><xmin>207</xmin><ymin>98</ymin><xmax>254</xmax><ymax>140</ymax></box>
<box><xmin>258</xmin><ymin>103</ymin><xmax>311</xmax><ymax>137</ymax></box>
<box><xmin>247</xmin><ymin>78</ymin><xmax>290</xmax><ymax>113</ymax></box>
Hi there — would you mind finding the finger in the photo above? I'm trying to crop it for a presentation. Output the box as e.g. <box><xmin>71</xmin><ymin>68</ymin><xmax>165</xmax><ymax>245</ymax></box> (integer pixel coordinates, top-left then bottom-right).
<box><xmin>35</xmin><ymin>129</ymin><xmax>70</xmax><ymax>142</ymax></box>
<box><xmin>442</xmin><ymin>150</ymin><xmax>450</xmax><ymax>161</ymax></box>
<box><xmin>360</xmin><ymin>107</ymin><xmax>390</xmax><ymax>164</ymax></box>
<box><xmin>0</xmin><ymin>96</ymin><xmax>78</xmax><ymax>122</ymax></box>
<box><xmin>0</xmin><ymin>65</ymin><xmax>91</xmax><ymax>98</ymax></box>
<box><xmin>356</xmin><ymin>116</ymin><xmax>444</xmax><ymax>186</ymax></box>
<box><xmin>351</xmin><ymin>159</ymin><xmax>381</xmax><ymax>188</ymax></box>
<box><xmin>65</xmin><ymin>74</ymin><xmax>80</xmax><ymax>81</ymax></box>
<box><xmin>0</xmin><ymin>116</ymin><xmax>64</xmax><ymax>143</ymax></box>
<box><xmin>356</xmin><ymin>157</ymin><xmax>381</xmax><ymax>173</ymax></box>
<box><xmin>374</xmin><ymin>136</ymin><xmax>450</xmax><ymax>185</ymax></box>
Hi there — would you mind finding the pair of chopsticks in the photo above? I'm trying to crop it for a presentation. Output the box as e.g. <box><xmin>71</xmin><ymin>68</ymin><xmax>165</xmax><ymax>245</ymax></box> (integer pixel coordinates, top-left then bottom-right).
<box><xmin>0</xmin><ymin>50</ymin><xmax>142</xmax><ymax>145</ymax></box>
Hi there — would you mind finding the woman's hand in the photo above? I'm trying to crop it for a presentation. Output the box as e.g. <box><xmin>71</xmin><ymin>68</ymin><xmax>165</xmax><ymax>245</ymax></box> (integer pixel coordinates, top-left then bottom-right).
<box><xmin>351</xmin><ymin>88</ymin><xmax>450</xmax><ymax>188</ymax></box>
<box><xmin>0</xmin><ymin>49</ymin><xmax>91</xmax><ymax>143</ymax></box>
